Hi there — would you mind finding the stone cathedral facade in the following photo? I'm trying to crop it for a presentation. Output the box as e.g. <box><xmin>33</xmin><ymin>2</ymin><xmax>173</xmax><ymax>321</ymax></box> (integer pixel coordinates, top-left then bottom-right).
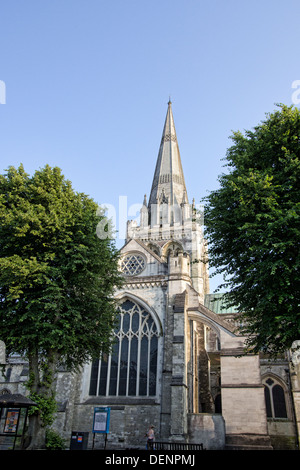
<box><xmin>1</xmin><ymin>102</ymin><xmax>299</xmax><ymax>450</ymax></box>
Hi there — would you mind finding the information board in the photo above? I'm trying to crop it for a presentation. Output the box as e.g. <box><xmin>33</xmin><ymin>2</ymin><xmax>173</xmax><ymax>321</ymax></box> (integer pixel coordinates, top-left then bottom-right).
<box><xmin>4</xmin><ymin>409</ymin><xmax>20</xmax><ymax>433</ymax></box>
<box><xmin>93</xmin><ymin>407</ymin><xmax>110</xmax><ymax>434</ymax></box>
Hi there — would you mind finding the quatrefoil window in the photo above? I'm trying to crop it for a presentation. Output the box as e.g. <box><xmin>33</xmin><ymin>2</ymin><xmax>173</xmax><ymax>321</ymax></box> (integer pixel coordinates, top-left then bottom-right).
<box><xmin>121</xmin><ymin>254</ymin><xmax>146</xmax><ymax>276</ymax></box>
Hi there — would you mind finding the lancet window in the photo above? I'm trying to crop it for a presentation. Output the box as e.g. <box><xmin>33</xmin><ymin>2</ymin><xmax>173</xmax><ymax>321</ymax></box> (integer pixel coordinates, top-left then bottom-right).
<box><xmin>263</xmin><ymin>377</ymin><xmax>288</xmax><ymax>418</ymax></box>
<box><xmin>89</xmin><ymin>299</ymin><xmax>159</xmax><ymax>397</ymax></box>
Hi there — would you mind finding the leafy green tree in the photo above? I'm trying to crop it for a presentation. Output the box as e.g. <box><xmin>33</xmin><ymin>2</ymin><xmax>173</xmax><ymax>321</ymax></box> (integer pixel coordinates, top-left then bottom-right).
<box><xmin>204</xmin><ymin>105</ymin><xmax>300</xmax><ymax>356</ymax></box>
<box><xmin>0</xmin><ymin>165</ymin><xmax>122</xmax><ymax>448</ymax></box>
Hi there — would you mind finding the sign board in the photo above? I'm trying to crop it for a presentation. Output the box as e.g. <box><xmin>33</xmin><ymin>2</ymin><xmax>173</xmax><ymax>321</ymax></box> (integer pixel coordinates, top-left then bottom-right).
<box><xmin>93</xmin><ymin>407</ymin><xmax>110</xmax><ymax>434</ymax></box>
<box><xmin>4</xmin><ymin>409</ymin><xmax>20</xmax><ymax>433</ymax></box>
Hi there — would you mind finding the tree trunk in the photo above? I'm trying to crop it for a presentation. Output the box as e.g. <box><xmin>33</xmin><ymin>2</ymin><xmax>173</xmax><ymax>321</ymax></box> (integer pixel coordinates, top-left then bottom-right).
<box><xmin>25</xmin><ymin>348</ymin><xmax>58</xmax><ymax>449</ymax></box>
<box><xmin>26</xmin><ymin>414</ymin><xmax>46</xmax><ymax>450</ymax></box>
<box><xmin>25</xmin><ymin>349</ymin><xmax>42</xmax><ymax>449</ymax></box>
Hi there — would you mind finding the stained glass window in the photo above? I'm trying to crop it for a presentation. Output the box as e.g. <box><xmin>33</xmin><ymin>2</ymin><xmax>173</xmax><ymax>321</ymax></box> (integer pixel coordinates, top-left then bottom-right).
<box><xmin>89</xmin><ymin>299</ymin><xmax>159</xmax><ymax>397</ymax></box>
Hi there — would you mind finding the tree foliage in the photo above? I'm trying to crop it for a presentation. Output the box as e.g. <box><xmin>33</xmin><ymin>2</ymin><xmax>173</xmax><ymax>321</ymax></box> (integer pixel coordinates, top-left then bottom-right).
<box><xmin>204</xmin><ymin>104</ymin><xmax>300</xmax><ymax>355</ymax></box>
<box><xmin>0</xmin><ymin>164</ymin><xmax>122</xmax><ymax>447</ymax></box>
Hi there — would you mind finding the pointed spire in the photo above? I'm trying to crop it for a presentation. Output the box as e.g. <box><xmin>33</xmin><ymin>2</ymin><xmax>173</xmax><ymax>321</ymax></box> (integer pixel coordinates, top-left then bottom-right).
<box><xmin>140</xmin><ymin>194</ymin><xmax>149</xmax><ymax>227</ymax></box>
<box><xmin>181</xmin><ymin>190</ymin><xmax>187</xmax><ymax>205</ymax></box>
<box><xmin>148</xmin><ymin>101</ymin><xmax>188</xmax><ymax>212</ymax></box>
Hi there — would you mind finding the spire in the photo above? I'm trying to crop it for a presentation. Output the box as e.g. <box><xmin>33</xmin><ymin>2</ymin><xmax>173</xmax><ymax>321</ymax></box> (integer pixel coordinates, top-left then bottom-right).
<box><xmin>140</xmin><ymin>194</ymin><xmax>149</xmax><ymax>227</ymax></box>
<box><xmin>148</xmin><ymin>101</ymin><xmax>188</xmax><ymax>210</ymax></box>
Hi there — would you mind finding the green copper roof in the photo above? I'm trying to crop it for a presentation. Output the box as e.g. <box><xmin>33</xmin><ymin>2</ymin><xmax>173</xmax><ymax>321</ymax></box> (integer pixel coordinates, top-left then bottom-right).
<box><xmin>204</xmin><ymin>293</ymin><xmax>239</xmax><ymax>314</ymax></box>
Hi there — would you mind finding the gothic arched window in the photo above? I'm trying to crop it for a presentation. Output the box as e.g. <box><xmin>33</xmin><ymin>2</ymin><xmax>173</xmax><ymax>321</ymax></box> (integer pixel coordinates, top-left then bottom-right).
<box><xmin>89</xmin><ymin>299</ymin><xmax>159</xmax><ymax>397</ymax></box>
<box><xmin>263</xmin><ymin>377</ymin><xmax>288</xmax><ymax>418</ymax></box>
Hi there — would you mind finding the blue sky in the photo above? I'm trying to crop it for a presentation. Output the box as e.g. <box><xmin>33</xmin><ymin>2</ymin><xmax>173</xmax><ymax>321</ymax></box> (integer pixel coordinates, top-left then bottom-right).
<box><xmin>1</xmin><ymin>0</ymin><xmax>299</xmax><ymax>290</ymax></box>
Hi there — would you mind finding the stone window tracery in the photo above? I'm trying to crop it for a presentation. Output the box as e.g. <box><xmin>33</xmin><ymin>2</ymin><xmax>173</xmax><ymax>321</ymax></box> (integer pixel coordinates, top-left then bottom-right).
<box><xmin>263</xmin><ymin>377</ymin><xmax>288</xmax><ymax>418</ymax></box>
<box><xmin>89</xmin><ymin>299</ymin><xmax>159</xmax><ymax>397</ymax></box>
<box><xmin>120</xmin><ymin>254</ymin><xmax>146</xmax><ymax>276</ymax></box>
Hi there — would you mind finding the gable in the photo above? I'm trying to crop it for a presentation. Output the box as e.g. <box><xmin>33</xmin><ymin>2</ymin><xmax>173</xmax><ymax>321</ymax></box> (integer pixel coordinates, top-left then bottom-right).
<box><xmin>119</xmin><ymin>238</ymin><xmax>166</xmax><ymax>278</ymax></box>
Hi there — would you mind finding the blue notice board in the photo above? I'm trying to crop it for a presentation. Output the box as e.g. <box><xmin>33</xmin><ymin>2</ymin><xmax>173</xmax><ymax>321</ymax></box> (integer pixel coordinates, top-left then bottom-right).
<box><xmin>93</xmin><ymin>407</ymin><xmax>110</xmax><ymax>434</ymax></box>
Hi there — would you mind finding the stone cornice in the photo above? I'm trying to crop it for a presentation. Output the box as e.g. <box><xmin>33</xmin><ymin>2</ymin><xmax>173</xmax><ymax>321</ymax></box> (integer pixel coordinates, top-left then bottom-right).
<box><xmin>122</xmin><ymin>275</ymin><xmax>168</xmax><ymax>289</ymax></box>
<box><xmin>221</xmin><ymin>384</ymin><xmax>264</xmax><ymax>389</ymax></box>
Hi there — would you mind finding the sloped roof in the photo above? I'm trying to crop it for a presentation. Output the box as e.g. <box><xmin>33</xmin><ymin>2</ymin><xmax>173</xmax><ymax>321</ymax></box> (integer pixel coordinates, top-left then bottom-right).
<box><xmin>0</xmin><ymin>393</ymin><xmax>37</xmax><ymax>407</ymax></box>
<box><xmin>204</xmin><ymin>293</ymin><xmax>239</xmax><ymax>314</ymax></box>
<box><xmin>121</xmin><ymin>238</ymin><xmax>163</xmax><ymax>263</ymax></box>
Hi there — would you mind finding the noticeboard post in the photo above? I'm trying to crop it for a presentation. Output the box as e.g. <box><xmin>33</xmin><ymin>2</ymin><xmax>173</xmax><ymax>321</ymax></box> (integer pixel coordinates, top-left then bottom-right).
<box><xmin>92</xmin><ymin>407</ymin><xmax>110</xmax><ymax>449</ymax></box>
<box><xmin>0</xmin><ymin>394</ymin><xmax>38</xmax><ymax>450</ymax></box>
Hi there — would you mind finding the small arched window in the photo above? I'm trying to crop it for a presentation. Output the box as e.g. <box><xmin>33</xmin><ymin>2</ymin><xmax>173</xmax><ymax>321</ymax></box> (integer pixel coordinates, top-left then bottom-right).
<box><xmin>263</xmin><ymin>377</ymin><xmax>287</xmax><ymax>418</ymax></box>
<box><xmin>163</xmin><ymin>242</ymin><xmax>183</xmax><ymax>259</ymax></box>
<box><xmin>214</xmin><ymin>394</ymin><xmax>222</xmax><ymax>413</ymax></box>
<box><xmin>89</xmin><ymin>299</ymin><xmax>159</xmax><ymax>397</ymax></box>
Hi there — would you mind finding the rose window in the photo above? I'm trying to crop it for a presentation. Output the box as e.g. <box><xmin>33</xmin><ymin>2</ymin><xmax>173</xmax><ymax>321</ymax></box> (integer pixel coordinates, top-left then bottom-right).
<box><xmin>120</xmin><ymin>254</ymin><xmax>146</xmax><ymax>276</ymax></box>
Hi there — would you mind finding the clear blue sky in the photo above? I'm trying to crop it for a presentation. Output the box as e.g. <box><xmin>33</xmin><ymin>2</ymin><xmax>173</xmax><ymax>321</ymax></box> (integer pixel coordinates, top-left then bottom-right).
<box><xmin>1</xmin><ymin>0</ymin><xmax>299</xmax><ymax>290</ymax></box>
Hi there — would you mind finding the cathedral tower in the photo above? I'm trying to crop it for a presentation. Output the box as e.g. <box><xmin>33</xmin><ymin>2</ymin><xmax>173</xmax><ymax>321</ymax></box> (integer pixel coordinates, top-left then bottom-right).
<box><xmin>127</xmin><ymin>100</ymin><xmax>209</xmax><ymax>300</ymax></box>
<box><xmin>79</xmin><ymin>101</ymin><xmax>273</xmax><ymax>450</ymax></box>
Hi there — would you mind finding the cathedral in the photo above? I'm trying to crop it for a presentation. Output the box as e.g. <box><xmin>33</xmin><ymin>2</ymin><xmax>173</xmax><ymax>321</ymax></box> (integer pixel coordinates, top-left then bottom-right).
<box><xmin>0</xmin><ymin>102</ymin><xmax>299</xmax><ymax>450</ymax></box>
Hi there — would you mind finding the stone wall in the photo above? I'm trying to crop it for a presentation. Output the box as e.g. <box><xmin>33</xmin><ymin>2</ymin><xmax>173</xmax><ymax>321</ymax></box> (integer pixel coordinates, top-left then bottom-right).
<box><xmin>188</xmin><ymin>413</ymin><xmax>225</xmax><ymax>449</ymax></box>
<box><xmin>68</xmin><ymin>402</ymin><xmax>161</xmax><ymax>449</ymax></box>
<box><xmin>221</xmin><ymin>352</ymin><xmax>269</xmax><ymax>436</ymax></box>
<box><xmin>290</xmin><ymin>340</ymin><xmax>300</xmax><ymax>449</ymax></box>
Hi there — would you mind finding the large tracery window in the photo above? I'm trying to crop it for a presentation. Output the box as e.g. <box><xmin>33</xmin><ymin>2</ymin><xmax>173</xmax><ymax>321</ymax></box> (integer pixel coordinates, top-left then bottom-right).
<box><xmin>120</xmin><ymin>254</ymin><xmax>146</xmax><ymax>276</ymax></box>
<box><xmin>89</xmin><ymin>299</ymin><xmax>159</xmax><ymax>397</ymax></box>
